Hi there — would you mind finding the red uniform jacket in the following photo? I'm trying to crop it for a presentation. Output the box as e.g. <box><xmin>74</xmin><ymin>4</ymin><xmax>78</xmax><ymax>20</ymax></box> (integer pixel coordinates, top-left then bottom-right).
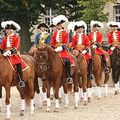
<box><xmin>87</xmin><ymin>31</ymin><xmax>105</xmax><ymax>55</ymax></box>
<box><xmin>1</xmin><ymin>34</ymin><xmax>23</xmax><ymax>65</ymax></box>
<box><xmin>51</xmin><ymin>30</ymin><xmax>73</xmax><ymax>63</ymax></box>
<box><xmin>72</xmin><ymin>34</ymin><xmax>91</xmax><ymax>60</ymax></box>
<box><xmin>107</xmin><ymin>30</ymin><xmax>120</xmax><ymax>54</ymax></box>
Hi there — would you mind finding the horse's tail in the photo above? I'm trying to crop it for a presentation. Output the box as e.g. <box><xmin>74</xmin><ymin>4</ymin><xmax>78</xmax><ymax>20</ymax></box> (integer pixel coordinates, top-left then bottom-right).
<box><xmin>25</xmin><ymin>82</ymin><xmax>31</xmax><ymax>106</ymax></box>
<box><xmin>67</xmin><ymin>84</ymin><xmax>73</xmax><ymax>93</ymax></box>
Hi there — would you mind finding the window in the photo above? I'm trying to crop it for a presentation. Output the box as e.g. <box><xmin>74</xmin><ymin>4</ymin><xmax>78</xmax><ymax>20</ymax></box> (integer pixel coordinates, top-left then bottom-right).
<box><xmin>115</xmin><ymin>5</ymin><xmax>120</xmax><ymax>22</ymax></box>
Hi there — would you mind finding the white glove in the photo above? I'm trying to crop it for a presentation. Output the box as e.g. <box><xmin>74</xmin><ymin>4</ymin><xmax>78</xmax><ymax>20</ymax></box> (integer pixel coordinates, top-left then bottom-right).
<box><xmin>3</xmin><ymin>50</ymin><xmax>11</xmax><ymax>56</ymax></box>
<box><xmin>110</xmin><ymin>46</ymin><xmax>115</xmax><ymax>51</ymax></box>
<box><xmin>92</xmin><ymin>44</ymin><xmax>97</xmax><ymax>49</ymax></box>
<box><xmin>55</xmin><ymin>46</ymin><xmax>63</xmax><ymax>52</ymax></box>
<box><xmin>82</xmin><ymin>50</ymin><xmax>87</xmax><ymax>55</ymax></box>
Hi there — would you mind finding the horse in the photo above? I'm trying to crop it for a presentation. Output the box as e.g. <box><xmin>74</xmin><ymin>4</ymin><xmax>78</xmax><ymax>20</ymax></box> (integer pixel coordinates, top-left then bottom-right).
<box><xmin>0</xmin><ymin>54</ymin><xmax>35</xmax><ymax>119</ymax></box>
<box><xmin>72</xmin><ymin>50</ymin><xmax>88</xmax><ymax>105</ymax></box>
<box><xmin>110</xmin><ymin>45</ymin><xmax>120</xmax><ymax>94</ymax></box>
<box><xmin>88</xmin><ymin>46</ymin><xmax>111</xmax><ymax>99</ymax></box>
<box><xmin>34</xmin><ymin>44</ymin><xmax>79</xmax><ymax>111</ymax></box>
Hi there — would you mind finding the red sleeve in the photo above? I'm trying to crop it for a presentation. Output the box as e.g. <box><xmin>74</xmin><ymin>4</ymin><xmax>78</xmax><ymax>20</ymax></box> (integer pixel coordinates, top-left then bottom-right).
<box><xmin>14</xmin><ymin>35</ymin><xmax>20</xmax><ymax>50</ymax></box>
<box><xmin>0</xmin><ymin>37</ymin><xmax>6</xmax><ymax>50</ymax></box>
<box><xmin>87</xmin><ymin>33</ymin><xmax>92</xmax><ymax>44</ymax></box>
<box><xmin>71</xmin><ymin>36</ymin><xmax>77</xmax><ymax>48</ymax></box>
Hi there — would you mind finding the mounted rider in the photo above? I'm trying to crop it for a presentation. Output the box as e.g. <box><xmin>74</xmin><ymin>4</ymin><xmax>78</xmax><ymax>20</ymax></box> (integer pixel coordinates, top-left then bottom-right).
<box><xmin>34</xmin><ymin>23</ymin><xmax>51</xmax><ymax>45</ymax></box>
<box><xmin>71</xmin><ymin>21</ymin><xmax>93</xmax><ymax>80</ymax></box>
<box><xmin>107</xmin><ymin>21</ymin><xmax>120</xmax><ymax>54</ymax></box>
<box><xmin>0</xmin><ymin>20</ymin><xmax>25</xmax><ymax>87</ymax></box>
<box><xmin>87</xmin><ymin>21</ymin><xmax>109</xmax><ymax>73</ymax></box>
<box><xmin>50</xmin><ymin>15</ymin><xmax>74</xmax><ymax>84</ymax></box>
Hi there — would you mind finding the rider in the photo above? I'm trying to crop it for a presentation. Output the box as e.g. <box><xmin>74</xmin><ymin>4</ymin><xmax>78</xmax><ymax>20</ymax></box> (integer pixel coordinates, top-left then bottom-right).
<box><xmin>50</xmin><ymin>15</ymin><xmax>73</xmax><ymax>84</ymax></box>
<box><xmin>87</xmin><ymin>20</ymin><xmax>109</xmax><ymax>73</ymax></box>
<box><xmin>34</xmin><ymin>23</ymin><xmax>51</xmax><ymax>46</ymax></box>
<box><xmin>71</xmin><ymin>21</ymin><xmax>93</xmax><ymax>80</ymax></box>
<box><xmin>0</xmin><ymin>20</ymin><xmax>25</xmax><ymax>87</ymax></box>
<box><xmin>107</xmin><ymin>21</ymin><xmax>120</xmax><ymax>54</ymax></box>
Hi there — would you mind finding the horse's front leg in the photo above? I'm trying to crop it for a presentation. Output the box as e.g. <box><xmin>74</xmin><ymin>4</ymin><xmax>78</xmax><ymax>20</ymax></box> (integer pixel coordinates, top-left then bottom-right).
<box><xmin>87</xmin><ymin>79</ymin><xmax>92</xmax><ymax>103</ymax></box>
<box><xmin>82</xmin><ymin>75</ymin><xmax>87</xmax><ymax>105</ymax></box>
<box><xmin>54</xmin><ymin>80</ymin><xmax>60</xmax><ymax>112</ymax></box>
<box><xmin>46</xmin><ymin>81</ymin><xmax>51</xmax><ymax>112</ymax></box>
<box><xmin>17</xmin><ymin>86</ymin><xmax>25</xmax><ymax>116</ymax></box>
<box><xmin>5</xmin><ymin>84</ymin><xmax>11</xmax><ymax>119</ymax></box>
<box><xmin>0</xmin><ymin>86</ymin><xmax>2</xmax><ymax>112</ymax></box>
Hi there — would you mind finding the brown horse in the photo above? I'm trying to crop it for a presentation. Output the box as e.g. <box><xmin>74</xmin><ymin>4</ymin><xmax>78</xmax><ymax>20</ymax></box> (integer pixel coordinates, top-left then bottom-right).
<box><xmin>110</xmin><ymin>45</ymin><xmax>120</xmax><ymax>94</ymax></box>
<box><xmin>88</xmin><ymin>46</ymin><xmax>111</xmax><ymax>99</ymax></box>
<box><xmin>73</xmin><ymin>50</ymin><xmax>88</xmax><ymax>105</ymax></box>
<box><xmin>34</xmin><ymin>44</ymin><xmax>78</xmax><ymax>111</ymax></box>
<box><xmin>0</xmin><ymin>54</ymin><xmax>35</xmax><ymax>119</ymax></box>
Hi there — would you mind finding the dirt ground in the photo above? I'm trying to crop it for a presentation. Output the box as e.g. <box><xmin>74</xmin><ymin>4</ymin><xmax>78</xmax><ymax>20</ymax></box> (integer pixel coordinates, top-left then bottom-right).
<box><xmin>0</xmin><ymin>85</ymin><xmax>120</xmax><ymax>120</ymax></box>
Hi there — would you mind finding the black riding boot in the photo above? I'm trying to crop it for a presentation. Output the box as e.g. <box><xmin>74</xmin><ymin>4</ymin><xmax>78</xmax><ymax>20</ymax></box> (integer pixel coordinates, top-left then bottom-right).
<box><xmin>16</xmin><ymin>63</ymin><xmax>25</xmax><ymax>88</ymax></box>
<box><xmin>101</xmin><ymin>55</ymin><xmax>109</xmax><ymax>73</ymax></box>
<box><xmin>88</xmin><ymin>59</ymin><xmax>94</xmax><ymax>80</ymax></box>
<box><xmin>63</xmin><ymin>58</ymin><xmax>73</xmax><ymax>84</ymax></box>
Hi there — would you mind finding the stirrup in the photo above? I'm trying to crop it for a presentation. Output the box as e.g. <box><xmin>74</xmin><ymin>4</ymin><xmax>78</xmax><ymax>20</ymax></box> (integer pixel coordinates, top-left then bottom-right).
<box><xmin>67</xmin><ymin>77</ymin><xmax>73</xmax><ymax>84</ymax></box>
<box><xmin>19</xmin><ymin>80</ymin><xmax>25</xmax><ymax>88</ymax></box>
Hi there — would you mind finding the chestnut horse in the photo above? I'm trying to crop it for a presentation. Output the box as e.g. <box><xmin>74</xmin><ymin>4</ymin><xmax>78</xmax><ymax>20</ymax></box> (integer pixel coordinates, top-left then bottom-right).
<box><xmin>88</xmin><ymin>46</ymin><xmax>111</xmax><ymax>99</ymax></box>
<box><xmin>0</xmin><ymin>54</ymin><xmax>35</xmax><ymax>119</ymax></box>
<box><xmin>110</xmin><ymin>45</ymin><xmax>120</xmax><ymax>94</ymax></box>
<box><xmin>35</xmin><ymin>44</ymin><xmax>78</xmax><ymax>111</ymax></box>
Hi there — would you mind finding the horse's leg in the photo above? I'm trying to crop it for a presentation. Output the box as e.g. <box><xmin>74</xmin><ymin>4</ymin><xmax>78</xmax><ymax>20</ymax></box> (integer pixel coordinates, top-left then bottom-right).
<box><xmin>82</xmin><ymin>74</ymin><xmax>87</xmax><ymax>105</ymax></box>
<box><xmin>87</xmin><ymin>79</ymin><xmax>92</xmax><ymax>102</ymax></box>
<box><xmin>73</xmin><ymin>72</ymin><xmax>79</xmax><ymax>109</ymax></box>
<box><xmin>54</xmin><ymin>80</ymin><xmax>60</xmax><ymax>112</ymax></box>
<box><xmin>0</xmin><ymin>86</ymin><xmax>2</xmax><ymax>112</ymax></box>
<box><xmin>34</xmin><ymin>77</ymin><xmax>42</xmax><ymax>108</ymax></box>
<box><xmin>94</xmin><ymin>72</ymin><xmax>102</xmax><ymax>99</ymax></box>
<box><xmin>26</xmin><ymin>78</ymin><xmax>35</xmax><ymax>115</ymax></box>
<box><xmin>104</xmin><ymin>72</ymin><xmax>109</xmax><ymax>97</ymax></box>
<box><xmin>46</xmin><ymin>81</ymin><xmax>51</xmax><ymax>112</ymax></box>
<box><xmin>78</xmin><ymin>77</ymin><xmax>83</xmax><ymax>101</ymax></box>
<box><xmin>5</xmin><ymin>84</ymin><xmax>11</xmax><ymax>118</ymax></box>
<box><xmin>114</xmin><ymin>71</ymin><xmax>119</xmax><ymax>95</ymax></box>
<box><xmin>62</xmin><ymin>82</ymin><xmax>69</xmax><ymax>108</ymax></box>
<box><xmin>17</xmin><ymin>86</ymin><xmax>25</xmax><ymax>116</ymax></box>
<box><xmin>58</xmin><ymin>86</ymin><xmax>63</xmax><ymax>102</ymax></box>
<box><xmin>42</xmin><ymin>81</ymin><xmax>47</xmax><ymax>103</ymax></box>
<box><xmin>50</xmin><ymin>82</ymin><xmax>54</xmax><ymax>100</ymax></box>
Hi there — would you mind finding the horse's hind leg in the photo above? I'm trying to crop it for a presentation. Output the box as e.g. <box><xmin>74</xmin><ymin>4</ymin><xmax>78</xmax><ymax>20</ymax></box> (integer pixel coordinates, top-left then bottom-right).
<box><xmin>0</xmin><ymin>86</ymin><xmax>2</xmax><ymax>112</ymax></box>
<box><xmin>104</xmin><ymin>72</ymin><xmax>109</xmax><ymax>97</ymax></box>
<box><xmin>17</xmin><ymin>86</ymin><xmax>25</xmax><ymax>116</ymax></box>
<box><xmin>42</xmin><ymin>81</ymin><xmax>47</xmax><ymax>103</ymax></box>
<box><xmin>5</xmin><ymin>84</ymin><xmax>11</xmax><ymax>118</ymax></box>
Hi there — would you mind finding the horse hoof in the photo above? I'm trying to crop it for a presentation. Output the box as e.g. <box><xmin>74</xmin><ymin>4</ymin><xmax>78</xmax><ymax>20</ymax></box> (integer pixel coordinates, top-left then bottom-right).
<box><xmin>19</xmin><ymin>110</ymin><xmax>24</xmax><ymax>116</ymax></box>
<box><xmin>43</xmin><ymin>101</ymin><xmax>47</xmax><ymax>106</ymax></box>
<box><xmin>54</xmin><ymin>108</ymin><xmax>59</xmax><ymax>112</ymax></box>
<box><xmin>114</xmin><ymin>91</ymin><xmax>119</xmax><ymax>95</ymax></box>
<box><xmin>74</xmin><ymin>106</ymin><xmax>78</xmax><ymax>109</ymax></box>
<box><xmin>30</xmin><ymin>112</ymin><xmax>35</xmax><ymax>116</ymax></box>
<box><xmin>46</xmin><ymin>108</ymin><xmax>50</xmax><ymax>112</ymax></box>
<box><xmin>88</xmin><ymin>97</ymin><xmax>91</xmax><ymax>103</ymax></box>
<box><xmin>65</xmin><ymin>105</ymin><xmax>68</xmax><ymax>108</ymax></box>
<box><xmin>84</xmin><ymin>101</ymin><xmax>87</xmax><ymax>105</ymax></box>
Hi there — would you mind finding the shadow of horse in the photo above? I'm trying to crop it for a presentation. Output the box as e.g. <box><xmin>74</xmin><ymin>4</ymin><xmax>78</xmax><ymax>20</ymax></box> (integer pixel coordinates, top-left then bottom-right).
<box><xmin>0</xmin><ymin>54</ymin><xmax>35</xmax><ymax>119</ymax></box>
<box><xmin>34</xmin><ymin>44</ymin><xmax>78</xmax><ymax>111</ymax></box>
<box><xmin>111</xmin><ymin>45</ymin><xmax>120</xmax><ymax>94</ymax></box>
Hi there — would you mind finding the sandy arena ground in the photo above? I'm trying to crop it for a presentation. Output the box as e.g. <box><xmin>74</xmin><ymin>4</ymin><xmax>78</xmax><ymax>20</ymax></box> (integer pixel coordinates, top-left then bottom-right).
<box><xmin>0</xmin><ymin>85</ymin><xmax>120</xmax><ymax>120</ymax></box>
